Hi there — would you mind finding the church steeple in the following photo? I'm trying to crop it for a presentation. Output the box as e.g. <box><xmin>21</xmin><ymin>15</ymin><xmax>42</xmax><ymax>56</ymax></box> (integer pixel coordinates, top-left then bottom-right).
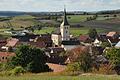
<box><xmin>60</xmin><ymin>7</ymin><xmax>70</xmax><ymax>41</ymax></box>
<box><xmin>62</xmin><ymin>7</ymin><xmax>69</xmax><ymax>26</ymax></box>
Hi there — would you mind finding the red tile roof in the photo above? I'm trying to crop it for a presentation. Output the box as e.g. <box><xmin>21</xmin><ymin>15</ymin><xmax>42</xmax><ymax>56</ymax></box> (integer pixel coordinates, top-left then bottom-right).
<box><xmin>107</xmin><ymin>32</ymin><xmax>117</xmax><ymax>37</ymax></box>
<box><xmin>0</xmin><ymin>52</ymin><xmax>15</xmax><ymax>57</ymax></box>
<box><xmin>28</xmin><ymin>41</ymin><xmax>46</xmax><ymax>48</ymax></box>
<box><xmin>6</xmin><ymin>38</ymin><xmax>19</xmax><ymax>47</ymax></box>
<box><xmin>47</xmin><ymin>63</ymin><xmax>66</xmax><ymax>72</ymax></box>
<box><xmin>79</xmin><ymin>35</ymin><xmax>90</xmax><ymax>42</ymax></box>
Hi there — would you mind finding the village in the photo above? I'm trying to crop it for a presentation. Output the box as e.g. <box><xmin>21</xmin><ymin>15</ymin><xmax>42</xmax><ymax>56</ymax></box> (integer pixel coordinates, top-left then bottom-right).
<box><xmin>0</xmin><ymin>8</ymin><xmax>120</xmax><ymax>74</ymax></box>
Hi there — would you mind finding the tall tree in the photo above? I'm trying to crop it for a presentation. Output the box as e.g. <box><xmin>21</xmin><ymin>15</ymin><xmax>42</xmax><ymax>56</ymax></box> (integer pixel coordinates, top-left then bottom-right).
<box><xmin>11</xmin><ymin>45</ymin><xmax>50</xmax><ymax>73</ymax></box>
<box><xmin>66</xmin><ymin>47</ymin><xmax>93</xmax><ymax>72</ymax></box>
<box><xmin>88</xmin><ymin>28</ymin><xmax>98</xmax><ymax>40</ymax></box>
<box><xmin>105</xmin><ymin>48</ymin><xmax>120</xmax><ymax>74</ymax></box>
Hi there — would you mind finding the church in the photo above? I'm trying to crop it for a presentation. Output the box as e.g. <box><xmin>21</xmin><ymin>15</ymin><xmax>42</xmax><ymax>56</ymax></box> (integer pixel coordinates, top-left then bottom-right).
<box><xmin>51</xmin><ymin>8</ymin><xmax>70</xmax><ymax>46</ymax></box>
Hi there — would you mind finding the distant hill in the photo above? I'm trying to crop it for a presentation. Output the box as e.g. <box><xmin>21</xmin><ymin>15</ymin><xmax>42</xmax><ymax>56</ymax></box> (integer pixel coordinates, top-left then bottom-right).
<box><xmin>0</xmin><ymin>9</ymin><xmax>120</xmax><ymax>17</ymax></box>
<box><xmin>97</xmin><ymin>9</ymin><xmax>120</xmax><ymax>14</ymax></box>
<box><xmin>0</xmin><ymin>11</ymin><xmax>26</xmax><ymax>17</ymax></box>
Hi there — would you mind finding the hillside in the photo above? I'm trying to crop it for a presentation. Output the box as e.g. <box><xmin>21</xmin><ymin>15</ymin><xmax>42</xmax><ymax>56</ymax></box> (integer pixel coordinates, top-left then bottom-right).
<box><xmin>0</xmin><ymin>11</ymin><xmax>120</xmax><ymax>37</ymax></box>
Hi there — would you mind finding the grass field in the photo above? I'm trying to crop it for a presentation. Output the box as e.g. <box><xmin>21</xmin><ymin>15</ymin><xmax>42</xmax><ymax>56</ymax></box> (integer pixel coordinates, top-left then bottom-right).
<box><xmin>0</xmin><ymin>15</ymin><xmax>36</xmax><ymax>28</ymax></box>
<box><xmin>67</xmin><ymin>15</ymin><xmax>93</xmax><ymax>23</ymax></box>
<box><xmin>34</xmin><ymin>27</ymin><xmax>107</xmax><ymax>36</ymax></box>
<box><xmin>0</xmin><ymin>74</ymin><xmax>120</xmax><ymax>80</ymax></box>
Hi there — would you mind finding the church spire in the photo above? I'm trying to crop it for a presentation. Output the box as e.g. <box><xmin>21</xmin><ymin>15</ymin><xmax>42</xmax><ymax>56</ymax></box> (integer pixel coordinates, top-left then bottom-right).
<box><xmin>62</xmin><ymin>7</ymin><xmax>69</xmax><ymax>26</ymax></box>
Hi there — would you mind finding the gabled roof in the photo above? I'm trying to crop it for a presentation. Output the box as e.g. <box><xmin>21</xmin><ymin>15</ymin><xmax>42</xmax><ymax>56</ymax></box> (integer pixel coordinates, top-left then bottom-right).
<box><xmin>28</xmin><ymin>41</ymin><xmax>46</xmax><ymax>48</ymax></box>
<box><xmin>6</xmin><ymin>38</ymin><xmax>19</xmax><ymax>47</ymax></box>
<box><xmin>107</xmin><ymin>32</ymin><xmax>117</xmax><ymax>37</ymax></box>
<box><xmin>79</xmin><ymin>35</ymin><xmax>90</xmax><ymax>42</ymax></box>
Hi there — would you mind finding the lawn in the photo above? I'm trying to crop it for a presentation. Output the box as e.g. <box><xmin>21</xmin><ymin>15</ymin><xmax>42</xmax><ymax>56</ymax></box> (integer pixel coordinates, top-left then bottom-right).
<box><xmin>0</xmin><ymin>74</ymin><xmax>120</xmax><ymax>80</ymax></box>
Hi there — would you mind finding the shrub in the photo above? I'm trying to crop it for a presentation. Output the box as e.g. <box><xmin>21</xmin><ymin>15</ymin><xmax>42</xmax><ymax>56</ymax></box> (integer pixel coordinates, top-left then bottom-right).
<box><xmin>26</xmin><ymin>61</ymin><xmax>50</xmax><ymax>73</ymax></box>
<box><xmin>66</xmin><ymin>62</ymin><xmax>81</xmax><ymax>72</ymax></box>
<box><xmin>93</xmin><ymin>64</ymin><xmax>115</xmax><ymax>75</ymax></box>
<box><xmin>11</xmin><ymin>66</ymin><xmax>25</xmax><ymax>75</ymax></box>
<box><xmin>0</xmin><ymin>63</ymin><xmax>15</xmax><ymax>72</ymax></box>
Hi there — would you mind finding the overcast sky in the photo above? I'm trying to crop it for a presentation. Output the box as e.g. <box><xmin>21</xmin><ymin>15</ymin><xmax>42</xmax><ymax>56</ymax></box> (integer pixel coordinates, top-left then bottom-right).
<box><xmin>0</xmin><ymin>0</ymin><xmax>120</xmax><ymax>12</ymax></box>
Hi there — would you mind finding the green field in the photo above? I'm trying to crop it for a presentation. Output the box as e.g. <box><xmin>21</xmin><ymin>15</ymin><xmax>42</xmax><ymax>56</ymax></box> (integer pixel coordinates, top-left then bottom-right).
<box><xmin>67</xmin><ymin>15</ymin><xmax>93</xmax><ymax>23</ymax></box>
<box><xmin>0</xmin><ymin>74</ymin><xmax>120</xmax><ymax>80</ymax></box>
<box><xmin>0</xmin><ymin>15</ymin><xmax>36</xmax><ymax>28</ymax></box>
<box><xmin>34</xmin><ymin>27</ymin><xmax>106</xmax><ymax>36</ymax></box>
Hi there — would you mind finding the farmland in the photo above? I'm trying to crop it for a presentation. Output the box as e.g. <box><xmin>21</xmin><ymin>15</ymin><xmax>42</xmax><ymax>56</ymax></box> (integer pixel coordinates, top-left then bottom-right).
<box><xmin>0</xmin><ymin>14</ymin><xmax>120</xmax><ymax>37</ymax></box>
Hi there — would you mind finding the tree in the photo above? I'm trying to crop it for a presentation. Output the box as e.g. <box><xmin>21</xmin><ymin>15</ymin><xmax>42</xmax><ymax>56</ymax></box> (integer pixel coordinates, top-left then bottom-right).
<box><xmin>11</xmin><ymin>45</ymin><xmax>50</xmax><ymax>73</ymax></box>
<box><xmin>77</xmin><ymin>51</ymin><xmax>93</xmax><ymax>72</ymax></box>
<box><xmin>66</xmin><ymin>47</ymin><xmax>93</xmax><ymax>72</ymax></box>
<box><xmin>105</xmin><ymin>48</ymin><xmax>120</xmax><ymax>74</ymax></box>
<box><xmin>101</xmin><ymin>41</ymin><xmax>111</xmax><ymax>48</ymax></box>
<box><xmin>88</xmin><ymin>28</ymin><xmax>98</xmax><ymax>40</ymax></box>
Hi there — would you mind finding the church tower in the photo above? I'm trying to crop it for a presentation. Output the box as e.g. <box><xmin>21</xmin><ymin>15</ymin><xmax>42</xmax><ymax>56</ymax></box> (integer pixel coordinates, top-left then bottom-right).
<box><xmin>60</xmin><ymin>8</ymin><xmax>70</xmax><ymax>41</ymax></box>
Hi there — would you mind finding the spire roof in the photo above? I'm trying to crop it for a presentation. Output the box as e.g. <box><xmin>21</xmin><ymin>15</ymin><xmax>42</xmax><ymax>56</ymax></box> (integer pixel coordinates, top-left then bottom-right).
<box><xmin>62</xmin><ymin>7</ymin><xmax>69</xmax><ymax>26</ymax></box>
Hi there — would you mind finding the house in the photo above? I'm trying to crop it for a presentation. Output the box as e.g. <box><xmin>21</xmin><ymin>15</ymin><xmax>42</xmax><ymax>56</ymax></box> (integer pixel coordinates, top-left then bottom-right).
<box><xmin>0</xmin><ymin>39</ymin><xmax>7</xmax><ymax>50</ymax></box>
<box><xmin>107</xmin><ymin>31</ymin><xmax>119</xmax><ymax>39</ymax></box>
<box><xmin>39</xmin><ymin>34</ymin><xmax>52</xmax><ymax>47</ymax></box>
<box><xmin>94</xmin><ymin>38</ymin><xmax>102</xmax><ymax>47</ymax></box>
<box><xmin>0</xmin><ymin>52</ymin><xmax>15</xmax><ymax>63</ymax></box>
<box><xmin>106</xmin><ymin>32</ymin><xmax>119</xmax><ymax>46</ymax></box>
<box><xmin>12</xmin><ymin>33</ymin><xmax>39</xmax><ymax>42</ymax></box>
<box><xmin>1</xmin><ymin>38</ymin><xmax>19</xmax><ymax>51</ymax></box>
<box><xmin>28</xmin><ymin>34</ymin><xmax>53</xmax><ymax>48</ymax></box>
<box><xmin>28</xmin><ymin>41</ymin><xmax>46</xmax><ymax>48</ymax></box>
<box><xmin>115</xmin><ymin>41</ymin><xmax>120</xmax><ymax>48</ymax></box>
<box><xmin>46</xmin><ymin>47</ymin><xmax>65</xmax><ymax>54</ymax></box>
<box><xmin>51</xmin><ymin>33</ymin><xmax>62</xmax><ymax>46</ymax></box>
<box><xmin>6</xmin><ymin>38</ymin><xmax>19</xmax><ymax>47</ymax></box>
<box><xmin>107</xmin><ymin>38</ymin><xmax>119</xmax><ymax>46</ymax></box>
<box><xmin>65</xmin><ymin>46</ymin><xmax>89</xmax><ymax>64</ymax></box>
<box><xmin>45</xmin><ymin>47</ymin><xmax>66</xmax><ymax>64</ymax></box>
<box><xmin>79</xmin><ymin>35</ymin><xmax>91</xmax><ymax>43</ymax></box>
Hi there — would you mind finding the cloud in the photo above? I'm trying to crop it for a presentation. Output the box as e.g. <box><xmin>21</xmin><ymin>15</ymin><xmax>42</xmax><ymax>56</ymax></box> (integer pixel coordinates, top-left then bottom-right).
<box><xmin>0</xmin><ymin>0</ymin><xmax>119</xmax><ymax>11</ymax></box>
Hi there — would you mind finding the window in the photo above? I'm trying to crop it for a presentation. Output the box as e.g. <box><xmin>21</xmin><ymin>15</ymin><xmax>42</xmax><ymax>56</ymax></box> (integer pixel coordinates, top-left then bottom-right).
<box><xmin>66</xmin><ymin>31</ymin><xmax>68</xmax><ymax>33</ymax></box>
<box><xmin>2</xmin><ymin>57</ymin><xmax>4</xmax><ymax>60</ymax></box>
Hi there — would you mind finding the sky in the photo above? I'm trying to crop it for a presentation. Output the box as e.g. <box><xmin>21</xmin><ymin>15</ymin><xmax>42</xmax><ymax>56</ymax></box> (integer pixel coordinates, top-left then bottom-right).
<box><xmin>0</xmin><ymin>0</ymin><xmax>120</xmax><ymax>12</ymax></box>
